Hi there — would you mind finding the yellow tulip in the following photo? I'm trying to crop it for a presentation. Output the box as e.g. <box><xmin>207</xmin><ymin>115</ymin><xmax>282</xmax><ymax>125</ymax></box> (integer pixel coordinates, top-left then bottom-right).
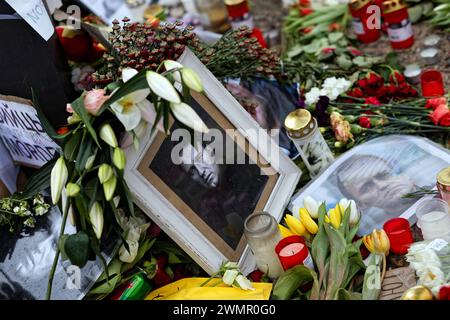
<box><xmin>279</xmin><ymin>224</ymin><xmax>295</xmax><ymax>238</ymax></box>
<box><xmin>363</xmin><ymin>229</ymin><xmax>390</xmax><ymax>256</ymax></box>
<box><xmin>328</xmin><ymin>208</ymin><xmax>341</xmax><ymax>229</ymax></box>
<box><xmin>284</xmin><ymin>214</ymin><xmax>307</xmax><ymax>236</ymax></box>
<box><xmin>299</xmin><ymin>208</ymin><xmax>319</xmax><ymax>234</ymax></box>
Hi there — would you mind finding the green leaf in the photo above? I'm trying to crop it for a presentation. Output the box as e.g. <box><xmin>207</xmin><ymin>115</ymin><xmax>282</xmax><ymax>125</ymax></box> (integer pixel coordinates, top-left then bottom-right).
<box><xmin>31</xmin><ymin>88</ymin><xmax>63</xmax><ymax>143</ymax></box>
<box><xmin>337</xmin><ymin>55</ymin><xmax>353</xmax><ymax>70</ymax></box>
<box><xmin>75</xmin><ymin>135</ymin><xmax>94</xmax><ymax>173</ymax></box>
<box><xmin>272</xmin><ymin>265</ymin><xmax>318</xmax><ymax>300</ymax></box>
<box><xmin>64</xmin><ymin>231</ymin><xmax>90</xmax><ymax>268</ymax></box>
<box><xmin>328</xmin><ymin>32</ymin><xmax>344</xmax><ymax>43</ymax></box>
<box><xmin>71</xmin><ymin>95</ymin><xmax>100</xmax><ymax>147</ymax></box>
<box><xmin>117</xmin><ymin>171</ymin><xmax>134</xmax><ymax>216</ymax></box>
<box><xmin>64</xmin><ymin>130</ymin><xmax>83</xmax><ymax>162</ymax></box>
<box><xmin>337</xmin><ymin>288</ymin><xmax>362</xmax><ymax>300</ymax></box>
<box><xmin>362</xmin><ymin>254</ymin><xmax>381</xmax><ymax>300</ymax></box>
<box><xmin>19</xmin><ymin>157</ymin><xmax>57</xmax><ymax>199</ymax></box>
<box><xmin>58</xmin><ymin>234</ymin><xmax>70</xmax><ymax>261</ymax></box>
<box><xmin>310</xmin><ymin>203</ymin><xmax>329</xmax><ymax>299</ymax></box>
<box><xmin>88</xmin><ymin>258</ymin><xmax>123</xmax><ymax>295</ymax></box>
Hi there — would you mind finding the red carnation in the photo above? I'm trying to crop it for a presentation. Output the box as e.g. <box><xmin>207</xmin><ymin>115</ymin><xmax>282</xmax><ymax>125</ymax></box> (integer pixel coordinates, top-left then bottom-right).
<box><xmin>389</xmin><ymin>70</ymin><xmax>405</xmax><ymax>85</ymax></box>
<box><xmin>322</xmin><ymin>47</ymin><xmax>335</xmax><ymax>54</ymax></box>
<box><xmin>153</xmin><ymin>268</ymin><xmax>172</xmax><ymax>288</ymax></box>
<box><xmin>385</xmin><ymin>84</ymin><xmax>398</xmax><ymax>96</ymax></box>
<box><xmin>367</xmin><ymin>72</ymin><xmax>382</xmax><ymax>86</ymax></box>
<box><xmin>364</xmin><ymin>97</ymin><xmax>381</xmax><ymax>106</ymax></box>
<box><xmin>156</xmin><ymin>253</ymin><xmax>169</xmax><ymax>269</ymax></box>
<box><xmin>359</xmin><ymin>116</ymin><xmax>371</xmax><ymax>128</ymax></box>
<box><xmin>425</xmin><ymin>97</ymin><xmax>448</xmax><ymax>110</ymax></box>
<box><xmin>348</xmin><ymin>47</ymin><xmax>363</xmax><ymax>56</ymax></box>
<box><xmin>358</xmin><ymin>78</ymin><xmax>368</xmax><ymax>88</ymax></box>
<box><xmin>348</xmin><ymin>87</ymin><xmax>364</xmax><ymax>98</ymax></box>
<box><xmin>439</xmin><ymin>113</ymin><xmax>450</xmax><ymax>127</ymax></box>
<box><xmin>302</xmin><ymin>27</ymin><xmax>313</xmax><ymax>34</ymax></box>
<box><xmin>439</xmin><ymin>286</ymin><xmax>450</xmax><ymax>300</ymax></box>
<box><xmin>299</xmin><ymin>0</ymin><xmax>311</xmax><ymax>5</ymax></box>
<box><xmin>300</xmin><ymin>8</ymin><xmax>314</xmax><ymax>16</ymax></box>
<box><xmin>430</xmin><ymin>104</ymin><xmax>450</xmax><ymax>125</ymax></box>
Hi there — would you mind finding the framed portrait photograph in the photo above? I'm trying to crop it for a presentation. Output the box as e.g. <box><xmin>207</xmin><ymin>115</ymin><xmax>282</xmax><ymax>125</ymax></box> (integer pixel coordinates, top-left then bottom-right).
<box><xmin>125</xmin><ymin>49</ymin><xmax>301</xmax><ymax>275</ymax></box>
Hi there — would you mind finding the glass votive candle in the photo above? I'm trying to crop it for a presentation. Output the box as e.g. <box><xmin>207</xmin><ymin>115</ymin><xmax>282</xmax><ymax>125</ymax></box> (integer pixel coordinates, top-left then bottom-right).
<box><xmin>404</xmin><ymin>64</ymin><xmax>421</xmax><ymax>84</ymax></box>
<box><xmin>383</xmin><ymin>218</ymin><xmax>414</xmax><ymax>255</ymax></box>
<box><xmin>275</xmin><ymin>235</ymin><xmax>314</xmax><ymax>271</ymax></box>
<box><xmin>437</xmin><ymin>166</ymin><xmax>450</xmax><ymax>206</ymax></box>
<box><xmin>421</xmin><ymin>70</ymin><xmax>445</xmax><ymax>98</ymax></box>
<box><xmin>416</xmin><ymin>198</ymin><xmax>450</xmax><ymax>242</ymax></box>
<box><xmin>244</xmin><ymin>212</ymin><xmax>284</xmax><ymax>279</ymax></box>
<box><xmin>420</xmin><ymin>48</ymin><xmax>439</xmax><ymax>65</ymax></box>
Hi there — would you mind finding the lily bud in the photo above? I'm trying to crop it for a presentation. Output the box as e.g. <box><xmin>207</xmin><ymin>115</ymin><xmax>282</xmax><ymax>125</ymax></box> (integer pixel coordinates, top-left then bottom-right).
<box><xmin>51</xmin><ymin>157</ymin><xmax>68</xmax><ymax>205</ymax></box>
<box><xmin>67</xmin><ymin>112</ymin><xmax>81</xmax><ymax>125</ymax></box>
<box><xmin>284</xmin><ymin>214</ymin><xmax>307</xmax><ymax>236</ymax></box>
<box><xmin>85</xmin><ymin>153</ymin><xmax>96</xmax><ymax>170</ymax></box>
<box><xmin>303</xmin><ymin>196</ymin><xmax>319</xmax><ymax>219</ymax></box>
<box><xmin>98</xmin><ymin>164</ymin><xmax>113</xmax><ymax>184</ymax></box>
<box><xmin>163</xmin><ymin>60</ymin><xmax>183</xmax><ymax>82</ymax></box>
<box><xmin>181</xmin><ymin>68</ymin><xmax>203</xmax><ymax>92</ymax></box>
<box><xmin>103</xmin><ymin>175</ymin><xmax>117</xmax><ymax>201</ymax></box>
<box><xmin>170</xmin><ymin>102</ymin><xmax>209</xmax><ymax>133</ymax></box>
<box><xmin>363</xmin><ymin>229</ymin><xmax>390</xmax><ymax>256</ymax></box>
<box><xmin>99</xmin><ymin>123</ymin><xmax>118</xmax><ymax>148</ymax></box>
<box><xmin>66</xmin><ymin>183</ymin><xmax>80</xmax><ymax>197</ymax></box>
<box><xmin>89</xmin><ymin>202</ymin><xmax>104</xmax><ymax>240</ymax></box>
<box><xmin>146</xmin><ymin>71</ymin><xmax>181</xmax><ymax>104</ymax></box>
<box><xmin>113</xmin><ymin>147</ymin><xmax>126</xmax><ymax>170</ymax></box>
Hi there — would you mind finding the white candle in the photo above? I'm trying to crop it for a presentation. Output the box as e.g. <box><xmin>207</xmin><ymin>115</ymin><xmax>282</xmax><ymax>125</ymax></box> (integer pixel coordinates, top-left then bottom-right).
<box><xmin>418</xmin><ymin>211</ymin><xmax>450</xmax><ymax>241</ymax></box>
<box><xmin>279</xmin><ymin>243</ymin><xmax>304</xmax><ymax>257</ymax></box>
<box><xmin>420</xmin><ymin>48</ymin><xmax>439</xmax><ymax>65</ymax></box>
<box><xmin>404</xmin><ymin>64</ymin><xmax>421</xmax><ymax>84</ymax></box>
<box><xmin>424</xmin><ymin>35</ymin><xmax>441</xmax><ymax>47</ymax></box>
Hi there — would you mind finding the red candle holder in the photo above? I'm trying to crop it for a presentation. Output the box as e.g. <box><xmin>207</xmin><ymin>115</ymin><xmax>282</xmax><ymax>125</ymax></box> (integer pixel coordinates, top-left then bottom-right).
<box><xmin>275</xmin><ymin>235</ymin><xmax>314</xmax><ymax>271</ymax></box>
<box><xmin>383</xmin><ymin>218</ymin><xmax>413</xmax><ymax>255</ymax></box>
<box><xmin>421</xmin><ymin>70</ymin><xmax>445</xmax><ymax>98</ymax></box>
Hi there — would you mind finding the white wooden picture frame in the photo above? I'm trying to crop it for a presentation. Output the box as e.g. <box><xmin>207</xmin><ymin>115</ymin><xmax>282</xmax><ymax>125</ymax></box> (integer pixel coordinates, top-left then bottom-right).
<box><xmin>125</xmin><ymin>49</ymin><xmax>301</xmax><ymax>275</ymax></box>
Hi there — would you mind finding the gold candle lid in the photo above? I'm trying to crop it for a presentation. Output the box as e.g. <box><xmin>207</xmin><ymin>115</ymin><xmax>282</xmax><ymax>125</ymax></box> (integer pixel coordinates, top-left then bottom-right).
<box><xmin>284</xmin><ymin>109</ymin><xmax>315</xmax><ymax>139</ymax></box>
<box><xmin>224</xmin><ymin>0</ymin><xmax>247</xmax><ymax>6</ymax></box>
<box><xmin>349</xmin><ymin>0</ymin><xmax>372</xmax><ymax>11</ymax></box>
<box><xmin>382</xmin><ymin>0</ymin><xmax>407</xmax><ymax>14</ymax></box>
<box><xmin>437</xmin><ymin>167</ymin><xmax>450</xmax><ymax>187</ymax></box>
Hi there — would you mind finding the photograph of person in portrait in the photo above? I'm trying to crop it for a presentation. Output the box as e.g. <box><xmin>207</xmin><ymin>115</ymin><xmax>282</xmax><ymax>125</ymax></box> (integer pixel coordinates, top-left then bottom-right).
<box><xmin>0</xmin><ymin>204</ymin><xmax>117</xmax><ymax>300</ymax></box>
<box><xmin>225</xmin><ymin>78</ymin><xmax>300</xmax><ymax>159</ymax></box>
<box><xmin>290</xmin><ymin>135</ymin><xmax>450</xmax><ymax>235</ymax></box>
<box><xmin>138</xmin><ymin>92</ymin><xmax>278</xmax><ymax>258</ymax></box>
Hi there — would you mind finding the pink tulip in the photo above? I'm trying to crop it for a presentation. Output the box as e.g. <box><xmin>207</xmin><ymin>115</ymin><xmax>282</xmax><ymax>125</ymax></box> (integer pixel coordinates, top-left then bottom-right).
<box><xmin>84</xmin><ymin>89</ymin><xmax>109</xmax><ymax>116</ymax></box>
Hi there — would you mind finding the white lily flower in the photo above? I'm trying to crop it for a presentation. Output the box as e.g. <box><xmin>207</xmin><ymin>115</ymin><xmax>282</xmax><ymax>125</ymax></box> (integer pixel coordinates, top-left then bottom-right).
<box><xmin>222</xmin><ymin>269</ymin><xmax>239</xmax><ymax>286</ymax></box>
<box><xmin>303</xmin><ymin>196</ymin><xmax>319</xmax><ymax>219</ymax></box>
<box><xmin>146</xmin><ymin>71</ymin><xmax>181</xmax><ymax>104</ymax></box>
<box><xmin>170</xmin><ymin>102</ymin><xmax>209</xmax><ymax>133</ymax></box>
<box><xmin>235</xmin><ymin>275</ymin><xmax>255</xmax><ymax>291</ymax></box>
<box><xmin>111</xmin><ymin>68</ymin><xmax>153</xmax><ymax>131</ymax></box>
<box><xmin>163</xmin><ymin>60</ymin><xmax>183</xmax><ymax>82</ymax></box>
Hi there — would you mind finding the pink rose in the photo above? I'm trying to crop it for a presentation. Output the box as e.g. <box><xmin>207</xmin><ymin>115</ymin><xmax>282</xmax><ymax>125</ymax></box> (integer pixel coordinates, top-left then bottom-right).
<box><xmin>66</xmin><ymin>103</ymin><xmax>74</xmax><ymax>113</ymax></box>
<box><xmin>84</xmin><ymin>89</ymin><xmax>109</xmax><ymax>116</ymax></box>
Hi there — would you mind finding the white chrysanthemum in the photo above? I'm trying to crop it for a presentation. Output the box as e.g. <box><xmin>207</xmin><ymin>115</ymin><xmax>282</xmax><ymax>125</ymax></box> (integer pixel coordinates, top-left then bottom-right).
<box><xmin>305</xmin><ymin>87</ymin><xmax>322</xmax><ymax>105</ymax></box>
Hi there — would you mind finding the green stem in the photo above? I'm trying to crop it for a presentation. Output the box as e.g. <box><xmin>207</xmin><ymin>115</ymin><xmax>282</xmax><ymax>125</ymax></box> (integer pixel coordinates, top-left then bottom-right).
<box><xmin>46</xmin><ymin>198</ymin><xmax>70</xmax><ymax>300</ymax></box>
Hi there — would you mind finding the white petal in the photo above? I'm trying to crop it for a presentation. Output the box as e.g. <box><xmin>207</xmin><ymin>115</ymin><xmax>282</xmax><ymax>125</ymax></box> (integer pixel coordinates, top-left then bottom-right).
<box><xmin>170</xmin><ymin>102</ymin><xmax>209</xmax><ymax>133</ymax></box>
<box><xmin>119</xmin><ymin>239</ymin><xmax>139</xmax><ymax>263</ymax></box>
<box><xmin>235</xmin><ymin>275</ymin><xmax>255</xmax><ymax>290</ymax></box>
<box><xmin>128</xmin><ymin>88</ymin><xmax>151</xmax><ymax>103</ymax></box>
<box><xmin>146</xmin><ymin>71</ymin><xmax>181</xmax><ymax>104</ymax></box>
<box><xmin>303</xmin><ymin>196</ymin><xmax>319</xmax><ymax>219</ymax></box>
<box><xmin>114</xmin><ymin>105</ymin><xmax>142</xmax><ymax>131</ymax></box>
<box><xmin>122</xmin><ymin>68</ymin><xmax>139</xmax><ymax>83</ymax></box>
<box><xmin>120</xmin><ymin>121</ymin><xmax>148</xmax><ymax>148</ymax></box>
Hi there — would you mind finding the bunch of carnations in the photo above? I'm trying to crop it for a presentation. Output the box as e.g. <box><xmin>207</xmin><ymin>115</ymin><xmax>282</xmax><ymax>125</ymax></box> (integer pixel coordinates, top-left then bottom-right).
<box><xmin>347</xmin><ymin>70</ymin><xmax>418</xmax><ymax>103</ymax></box>
<box><xmin>426</xmin><ymin>97</ymin><xmax>450</xmax><ymax>127</ymax></box>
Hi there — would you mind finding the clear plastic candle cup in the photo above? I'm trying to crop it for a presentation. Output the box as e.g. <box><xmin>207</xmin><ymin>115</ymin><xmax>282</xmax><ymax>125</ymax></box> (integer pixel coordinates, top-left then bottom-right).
<box><xmin>416</xmin><ymin>198</ymin><xmax>450</xmax><ymax>242</ymax></box>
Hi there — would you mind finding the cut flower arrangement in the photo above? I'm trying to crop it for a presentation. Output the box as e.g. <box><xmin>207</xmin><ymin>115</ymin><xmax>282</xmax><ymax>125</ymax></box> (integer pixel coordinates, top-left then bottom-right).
<box><xmin>23</xmin><ymin>55</ymin><xmax>208</xmax><ymax>299</ymax></box>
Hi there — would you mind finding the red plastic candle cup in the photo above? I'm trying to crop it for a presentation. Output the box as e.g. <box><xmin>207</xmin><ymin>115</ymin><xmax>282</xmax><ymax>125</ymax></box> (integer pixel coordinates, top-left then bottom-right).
<box><xmin>383</xmin><ymin>218</ymin><xmax>413</xmax><ymax>255</ymax></box>
<box><xmin>421</xmin><ymin>70</ymin><xmax>445</xmax><ymax>98</ymax></box>
<box><xmin>275</xmin><ymin>235</ymin><xmax>314</xmax><ymax>271</ymax></box>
